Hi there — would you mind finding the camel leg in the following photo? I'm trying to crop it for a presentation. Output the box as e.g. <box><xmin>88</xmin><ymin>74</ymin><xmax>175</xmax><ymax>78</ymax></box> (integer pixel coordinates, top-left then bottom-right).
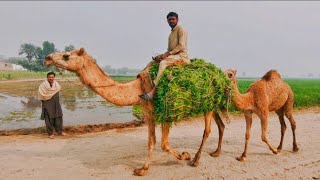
<box><xmin>237</xmin><ymin>111</ymin><xmax>253</xmax><ymax>161</ymax></box>
<box><xmin>191</xmin><ymin>111</ymin><xmax>213</xmax><ymax>166</ymax></box>
<box><xmin>210</xmin><ymin>112</ymin><xmax>225</xmax><ymax>157</ymax></box>
<box><xmin>134</xmin><ymin>110</ymin><xmax>156</xmax><ymax>176</ymax></box>
<box><xmin>284</xmin><ymin>101</ymin><xmax>299</xmax><ymax>152</ymax></box>
<box><xmin>161</xmin><ymin>123</ymin><xmax>191</xmax><ymax>161</ymax></box>
<box><xmin>276</xmin><ymin>108</ymin><xmax>287</xmax><ymax>152</ymax></box>
<box><xmin>259</xmin><ymin>111</ymin><xmax>278</xmax><ymax>154</ymax></box>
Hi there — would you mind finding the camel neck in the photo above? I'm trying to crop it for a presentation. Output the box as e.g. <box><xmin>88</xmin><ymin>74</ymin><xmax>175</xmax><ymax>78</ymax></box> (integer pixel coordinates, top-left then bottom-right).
<box><xmin>76</xmin><ymin>60</ymin><xmax>143</xmax><ymax>106</ymax></box>
<box><xmin>232</xmin><ymin>81</ymin><xmax>253</xmax><ymax>111</ymax></box>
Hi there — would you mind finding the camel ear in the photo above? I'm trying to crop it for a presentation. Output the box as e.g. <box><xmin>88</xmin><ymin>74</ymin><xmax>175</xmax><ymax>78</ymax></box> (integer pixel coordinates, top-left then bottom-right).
<box><xmin>78</xmin><ymin>48</ymin><xmax>86</xmax><ymax>56</ymax></box>
<box><xmin>234</xmin><ymin>70</ymin><xmax>237</xmax><ymax>75</ymax></box>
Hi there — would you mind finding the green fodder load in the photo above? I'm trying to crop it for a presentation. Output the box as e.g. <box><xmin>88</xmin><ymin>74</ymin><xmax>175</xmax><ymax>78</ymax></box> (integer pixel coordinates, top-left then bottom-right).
<box><xmin>149</xmin><ymin>58</ymin><xmax>233</xmax><ymax>125</ymax></box>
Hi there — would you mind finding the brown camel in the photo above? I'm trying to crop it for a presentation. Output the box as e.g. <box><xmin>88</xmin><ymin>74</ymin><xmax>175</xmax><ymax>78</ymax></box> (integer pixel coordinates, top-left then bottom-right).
<box><xmin>44</xmin><ymin>48</ymin><xmax>226</xmax><ymax>175</ymax></box>
<box><xmin>225</xmin><ymin>69</ymin><xmax>299</xmax><ymax>161</ymax></box>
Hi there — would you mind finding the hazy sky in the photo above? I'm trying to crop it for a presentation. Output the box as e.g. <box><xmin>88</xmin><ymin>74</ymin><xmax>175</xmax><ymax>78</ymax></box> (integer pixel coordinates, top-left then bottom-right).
<box><xmin>0</xmin><ymin>1</ymin><xmax>319</xmax><ymax>77</ymax></box>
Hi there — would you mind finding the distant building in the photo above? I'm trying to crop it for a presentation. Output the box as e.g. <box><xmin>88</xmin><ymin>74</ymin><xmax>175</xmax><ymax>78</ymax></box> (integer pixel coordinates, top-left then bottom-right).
<box><xmin>0</xmin><ymin>62</ymin><xmax>26</xmax><ymax>71</ymax></box>
<box><xmin>12</xmin><ymin>64</ymin><xmax>26</xmax><ymax>71</ymax></box>
<box><xmin>0</xmin><ymin>62</ymin><xmax>13</xmax><ymax>70</ymax></box>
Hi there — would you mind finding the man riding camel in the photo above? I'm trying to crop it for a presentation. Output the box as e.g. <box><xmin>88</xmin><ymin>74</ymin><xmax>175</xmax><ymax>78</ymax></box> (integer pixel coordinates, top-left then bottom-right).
<box><xmin>139</xmin><ymin>12</ymin><xmax>190</xmax><ymax>101</ymax></box>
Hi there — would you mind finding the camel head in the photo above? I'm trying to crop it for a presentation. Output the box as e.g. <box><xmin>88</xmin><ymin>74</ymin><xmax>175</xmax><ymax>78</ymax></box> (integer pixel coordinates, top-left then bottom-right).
<box><xmin>225</xmin><ymin>69</ymin><xmax>237</xmax><ymax>84</ymax></box>
<box><xmin>44</xmin><ymin>48</ymin><xmax>90</xmax><ymax>72</ymax></box>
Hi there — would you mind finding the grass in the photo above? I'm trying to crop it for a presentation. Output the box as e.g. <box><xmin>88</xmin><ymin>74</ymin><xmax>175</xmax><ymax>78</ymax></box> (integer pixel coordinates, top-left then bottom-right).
<box><xmin>112</xmin><ymin>75</ymin><xmax>320</xmax><ymax>118</ymax></box>
<box><xmin>133</xmin><ymin>78</ymin><xmax>320</xmax><ymax>118</ymax></box>
<box><xmin>1</xmin><ymin>111</ymin><xmax>36</xmax><ymax>121</ymax></box>
<box><xmin>0</xmin><ymin>71</ymin><xmax>76</xmax><ymax>80</ymax></box>
<box><xmin>236</xmin><ymin>78</ymin><xmax>320</xmax><ymax>109</ymax></box>
<box><xmin>149</xmin><ymin>59</ymin><xmax>232</xmax><ymax>124</ymax></box>
<box><xmin>0</xmin><ymin>70</ymin><xmax>137</xmax><ymax>82</ymax></box>
<box><xmin>109</xmin><ymin>75</ymin><xmax>136</xmax><ymax>82</ymax></box>
<box><xmin>283</xmin><ymin>79</ymin><xmax>320</xmax><ymax>108</ymax></box>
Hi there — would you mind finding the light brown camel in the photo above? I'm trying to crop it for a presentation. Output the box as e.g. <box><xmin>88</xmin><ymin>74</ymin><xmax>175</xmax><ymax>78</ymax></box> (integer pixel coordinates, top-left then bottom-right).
<box><xmin>225</xmin><ymin>69</ymin><xmax>299</xmax><ymax>161</ymax></box>
<box><xmin>44</xmin><ymin>48</ymin><xmax>226</xmax><ymax>175</ymax></box>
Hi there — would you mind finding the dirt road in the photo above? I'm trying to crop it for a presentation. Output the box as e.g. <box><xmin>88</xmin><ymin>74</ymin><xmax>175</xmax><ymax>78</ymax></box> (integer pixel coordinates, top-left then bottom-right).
<box><xmin>0</xmin><ymin>108</ymin><xmax>319</xmax><ymax>180</ymax></box>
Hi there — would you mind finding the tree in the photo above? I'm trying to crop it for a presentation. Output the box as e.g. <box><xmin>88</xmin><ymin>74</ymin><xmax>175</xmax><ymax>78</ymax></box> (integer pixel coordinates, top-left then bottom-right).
<box><xmin>117</xmin><ymin>67</ymin><xmax>129</xmax><ymax>75</ymax></box>
<box><xmin>18</xmin><ymin>41</ymin><xmax>57</xmax><ymax>71</ymax></box>
<box><xmin>17</xmin><ymin>60</ymin><xmax>42</xmax><ymax>71</ymax></box>
<box><xmin>17</xmin><ymin>41</ymin><xmax>73</xmax><ymax>72</ymax></box>
<box><xmin>36</xmin><ymin>46</ymin><xmax>43</xmax><ymax>63</ymax></box>
<box><xmin>18</xmin><ymin>43</ymin><xmax>38</xmax><ymax>62</ymax></box>
<box><xmin>36</xmin><ymin>41</ymin><xmax>58</xmax><ymax>66</ymax></box>
<box><xmin>38</xmin><ymin>41</ymin><xmax>57</xmax><ymax>60</ymax></box>
<box><xmin>102</xmin><ymin>65</ymin><xmax>117</xmax><ymax>75</ymax></box>
<box><xmin>64</xmin><ymin>45</ymin><xmax>75</xmax><ymax>52</ymax></box>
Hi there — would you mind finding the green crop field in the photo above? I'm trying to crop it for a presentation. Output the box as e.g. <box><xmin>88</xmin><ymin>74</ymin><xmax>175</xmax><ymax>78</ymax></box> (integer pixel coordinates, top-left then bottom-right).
<box><xmin>237</xmin><ymin>78</ymin><xmax>320</xmax><ymax>109</ymax></box>
<box><xmin>0</xmin><ymin>71</ymin><xmax>76</xmax><ymax>80</ymax></box>
<box><xmin>1</xmin><ymin>71</ymin><xmax>319</xmax><ymax>109</ymax></box>
<box><xmin>0</xmin><ymin>71</ymin><xmax>136</xmax><ymax>82</ymax></box>
<box><xmin>109</xmin><ymin>75</ymin><xmax>137</xmax><ymax>82</ymax></box>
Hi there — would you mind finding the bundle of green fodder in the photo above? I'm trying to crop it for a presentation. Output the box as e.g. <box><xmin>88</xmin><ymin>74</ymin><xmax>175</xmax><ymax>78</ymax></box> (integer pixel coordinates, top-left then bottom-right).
<box><xmin>149</xmin><ymin>58</ymin><xmax>233</xmax><ymax>125</ymax></box>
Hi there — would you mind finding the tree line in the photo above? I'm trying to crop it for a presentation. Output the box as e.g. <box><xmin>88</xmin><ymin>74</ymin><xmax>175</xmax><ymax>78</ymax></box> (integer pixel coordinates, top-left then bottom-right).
<box><xmin>1</xmin><ymin>41</ymin><xmax>142</xmax><ymax>75</ymax></box>
<box><xmin>16</xmin><ymin>41</ymin><xmax>75</xmax><ymax>71</ymax></box>
<box><xmin>102</xmin><ymin>65</ymin><xmax>141</xmax><ymax>76</ymax></box>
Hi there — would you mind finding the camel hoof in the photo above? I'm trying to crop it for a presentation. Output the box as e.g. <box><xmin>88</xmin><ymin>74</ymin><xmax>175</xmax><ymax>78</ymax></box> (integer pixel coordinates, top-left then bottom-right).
<box><xmin>191</xmin><ymin>159</ymin><xmax>200</xmax><ymax>167</ymax></box>
<box><xmin>272</xmin><ymin>149</ymin><xmax>278</xmax><ymax>154</ymax></box>
<box><xmin>181</xmin><ymin>152</ymin><xmax>191</xmax><ymax>160</ymax></box>
<box><xmin>190</xmin><ymin>155</ymin><xmax>200</xmax><ymax>167</ymax></box>
<box><xmin>293</xmin><ymin>146</ymin><xmax>299</xmax><ymax>152</ymax></box>
<box><xmin>236</xmin><ymin>156</ymin><xmax>247</xmax><ymax>162</ymax></box>
<box><xmin>209</xmin><ymin>151</ymin><xmax>220</xmax><ymax>157</ymax></box>
<box><xmin>277</xmin><ymin>146</ymin><xmax>282</xmax><ymax>153</ymax></box>
<box><xmin>133</xmin><ymin>168</ymin><xmax>148</xmax><ymax>176</ymax></box>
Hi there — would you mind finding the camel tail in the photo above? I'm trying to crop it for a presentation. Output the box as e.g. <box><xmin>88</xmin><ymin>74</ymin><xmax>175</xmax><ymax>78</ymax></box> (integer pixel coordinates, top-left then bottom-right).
<box><xmin>261</xmin><ymin>69</ymin><xmax>281</xmax><ymax>81</ymax></box>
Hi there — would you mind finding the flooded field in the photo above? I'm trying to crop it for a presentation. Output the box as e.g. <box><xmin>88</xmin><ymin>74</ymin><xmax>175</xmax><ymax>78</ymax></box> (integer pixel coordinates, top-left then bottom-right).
<box><xmin>0</xmin><ymin>79</ymin><xmax>136</xmax><ymax>130</ymax></box>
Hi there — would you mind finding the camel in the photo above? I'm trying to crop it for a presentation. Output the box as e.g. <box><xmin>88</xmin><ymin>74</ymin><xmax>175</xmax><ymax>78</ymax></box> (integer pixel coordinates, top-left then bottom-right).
<box><xmin>44</xmin><ymin>48</ymin><xmax>226</xmax><ymax>176</ymax></box>
<box><xmin>224</xmin><ymin>69</ymin><xmax>299</xmax><ymax>161</ymax></box>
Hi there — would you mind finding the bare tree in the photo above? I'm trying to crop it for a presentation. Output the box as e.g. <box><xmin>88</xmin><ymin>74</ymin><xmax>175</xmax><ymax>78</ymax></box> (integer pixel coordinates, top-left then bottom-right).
<box><xmin>18</xmin><ymin>43</ymin><xmax>38</xmax><ymax>62</ymax></box>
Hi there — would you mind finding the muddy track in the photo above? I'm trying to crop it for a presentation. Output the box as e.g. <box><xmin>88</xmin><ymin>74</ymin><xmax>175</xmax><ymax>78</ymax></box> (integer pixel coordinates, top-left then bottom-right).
<box><xmin>0</xmin><ymin>108</ymin><xmax>319</xmax><ymax>179</ymax></box>
<box><xmin>0</xmin><ymin>119</ymin><xmax>144</xmax><ymax>136</ymax></box>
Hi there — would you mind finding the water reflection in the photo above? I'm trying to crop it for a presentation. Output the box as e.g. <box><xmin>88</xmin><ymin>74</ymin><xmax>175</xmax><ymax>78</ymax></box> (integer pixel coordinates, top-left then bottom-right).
<box><xmin>21</xmin><ymin>97</ymin><xmax>41</xmax><ymax>108</ymax></box>
<box><xmin>0</xmin><ymin>81</ymin><xmax>135</xmax><ymax>131</ymax></box>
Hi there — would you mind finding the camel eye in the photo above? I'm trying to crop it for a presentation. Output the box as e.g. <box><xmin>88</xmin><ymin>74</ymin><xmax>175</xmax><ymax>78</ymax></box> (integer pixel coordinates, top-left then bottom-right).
<box><xmin>63</xmin><ymin>54</ymin><xmax>70</xmax><ymax>60</ymax></box>
<box><xmin>228</xmin><ymin>73</ymin><xmax>232</xmax><ymax>78</ymax></box>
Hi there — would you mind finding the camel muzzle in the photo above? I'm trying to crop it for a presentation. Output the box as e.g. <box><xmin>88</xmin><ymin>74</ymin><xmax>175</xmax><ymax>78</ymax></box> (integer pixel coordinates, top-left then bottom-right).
<box><xmin>44</xmin><ymin>55</ymin><xmax>53</xmax><ymax>66</ymax></box>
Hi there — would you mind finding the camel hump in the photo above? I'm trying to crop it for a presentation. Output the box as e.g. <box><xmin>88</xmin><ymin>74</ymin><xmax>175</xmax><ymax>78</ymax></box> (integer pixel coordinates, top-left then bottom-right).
<box><xmin>261</xmin><ymin>70</ymin><xmax>281</xmax><ymax>81</ymax></box>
